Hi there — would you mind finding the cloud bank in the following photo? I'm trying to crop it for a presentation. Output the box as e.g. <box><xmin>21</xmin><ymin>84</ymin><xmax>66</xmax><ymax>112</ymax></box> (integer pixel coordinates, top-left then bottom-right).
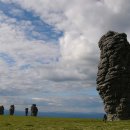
<box><xmin>0</xmin><ymin>0</ymin><xmax>129</xmax><ymax>113</ymax></box>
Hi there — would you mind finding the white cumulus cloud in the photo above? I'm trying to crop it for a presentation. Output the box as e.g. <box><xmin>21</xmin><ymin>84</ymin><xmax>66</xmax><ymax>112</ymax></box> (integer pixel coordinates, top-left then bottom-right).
<box><xmin>0</xmin><ymin>0</ymin><xmax>130</xmax><ymax>113</ymax></box>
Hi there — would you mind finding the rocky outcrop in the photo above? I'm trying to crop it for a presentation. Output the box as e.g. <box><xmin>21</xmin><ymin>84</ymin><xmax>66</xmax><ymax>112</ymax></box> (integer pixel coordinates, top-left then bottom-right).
<box><xmin>97</xmin><ymin>31</ymin><xmax>130</xmax><ymax>120</ymax></box>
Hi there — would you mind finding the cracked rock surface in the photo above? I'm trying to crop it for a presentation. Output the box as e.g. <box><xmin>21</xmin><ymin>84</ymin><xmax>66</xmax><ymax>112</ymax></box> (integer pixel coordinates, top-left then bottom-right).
<box><xmin>97</xmin><ymin>31</ymin><xmax>130</xmax><ymax>120</ymax></box>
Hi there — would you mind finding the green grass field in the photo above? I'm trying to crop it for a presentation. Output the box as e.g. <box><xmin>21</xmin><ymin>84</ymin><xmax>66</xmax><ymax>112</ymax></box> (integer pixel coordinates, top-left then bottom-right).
<box><xmin>0</xmin><ymin>116</ymin><xmax>130</xmax><ymax>130</ymax></box>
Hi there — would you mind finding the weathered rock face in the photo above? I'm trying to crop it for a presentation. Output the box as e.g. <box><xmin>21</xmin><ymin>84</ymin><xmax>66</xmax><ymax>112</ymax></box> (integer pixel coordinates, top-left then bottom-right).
<box><xmin>97</xmin><ymin>31</ymin><xmax>130</xmax><ymax>121</ymax></box>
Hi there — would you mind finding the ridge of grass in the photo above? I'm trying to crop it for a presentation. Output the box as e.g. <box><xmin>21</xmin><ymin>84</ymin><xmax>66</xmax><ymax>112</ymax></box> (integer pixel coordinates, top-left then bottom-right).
<box><xmin>0</xmin><ymin>115</ymin><xmax>130</xmax><ymax>130</ymax></box>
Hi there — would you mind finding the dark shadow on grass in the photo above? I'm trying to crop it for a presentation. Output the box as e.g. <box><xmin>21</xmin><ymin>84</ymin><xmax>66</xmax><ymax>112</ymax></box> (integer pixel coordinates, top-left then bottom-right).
<box><xmin>4</xmin><ymin>123</ymin><xmax>12</xmax><ymax>126</ymax></box>
<box><xmin>25</xmin><ymin>124</ymin><xmax>34</xmax><ymax>127</ymax></box>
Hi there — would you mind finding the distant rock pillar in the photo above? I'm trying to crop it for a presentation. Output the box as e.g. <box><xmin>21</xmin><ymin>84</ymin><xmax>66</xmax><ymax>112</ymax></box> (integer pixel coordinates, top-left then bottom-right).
<box><xmin>97</xmin><ymin>31</ymin><xmax>130</xmax><ymax>120</ymax></box>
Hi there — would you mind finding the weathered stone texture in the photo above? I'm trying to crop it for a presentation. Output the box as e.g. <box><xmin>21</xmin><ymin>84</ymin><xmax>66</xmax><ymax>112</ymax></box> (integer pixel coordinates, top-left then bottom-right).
<box><xmin>97</xmin><ymin>31</ymin><xmax>130</xmax><ymax>120</ymax></box>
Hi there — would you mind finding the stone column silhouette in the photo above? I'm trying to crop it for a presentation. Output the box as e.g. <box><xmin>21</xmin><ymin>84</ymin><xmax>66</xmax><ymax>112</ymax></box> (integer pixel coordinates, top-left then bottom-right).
<box><xmin>25</xmin><ymin>108</ymin><xmax>28</xmax><ymax>116</ymax></box>
<box><xmin>31</xmin><ymin>104</ymin><xmax>38</xmax><ymax>116</ymax></box>
<box><xmin>0</xmin><ymin>105</ymin><xmax>4</xmax><ymax>115</ymax></box>
<box><xmin>97</xmin><ymin>31</ymin><xmax>130</xmax><ymax>120</ymax></box>
<box><xmin>9</xmin><ymin>105</ymin><xmax>15</xmax><ymax>115</ymax></box>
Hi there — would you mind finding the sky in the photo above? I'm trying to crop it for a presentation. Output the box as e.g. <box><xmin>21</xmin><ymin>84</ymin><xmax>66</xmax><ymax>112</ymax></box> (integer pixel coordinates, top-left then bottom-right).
<box><xmin>0</xmin><ymin>0</ymin><xmax>130</xmax><ymax>113</ymax></box>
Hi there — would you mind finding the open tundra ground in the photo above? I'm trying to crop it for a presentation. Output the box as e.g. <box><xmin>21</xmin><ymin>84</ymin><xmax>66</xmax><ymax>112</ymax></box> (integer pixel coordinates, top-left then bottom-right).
<box><xmin>0</xmin><ymin>116</ymin><xmax>130</xmax><ymax>130</ymax></box>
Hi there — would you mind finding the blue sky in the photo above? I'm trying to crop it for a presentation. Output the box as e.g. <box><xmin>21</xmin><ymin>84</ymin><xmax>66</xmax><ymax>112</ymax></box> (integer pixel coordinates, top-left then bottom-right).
<box><xmin>0</xmin><ymin>0</ymin><xmax>129</xmax><ymax>113</ymax></box>
<box><xmin>0</xmin><ymin>1</ymin><xmax>63</xmax><ymax>42</ymax></box>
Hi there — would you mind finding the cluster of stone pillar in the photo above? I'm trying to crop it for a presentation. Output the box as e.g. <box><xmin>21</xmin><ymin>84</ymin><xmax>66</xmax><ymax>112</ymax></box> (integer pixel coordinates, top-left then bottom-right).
<box><xmin>0</xmin><ymin>105</ymin><xmax>14</xmax><ymax>115</ymax></box>
<box><xmin>0</xmin><ymin>104</ymin><xmax>38</xmax><ymax>116</ymax></box>
<box><xmin>97</xmin><ymin>31</ymin><xmax>130</xmax><ymax>120</ymax></box>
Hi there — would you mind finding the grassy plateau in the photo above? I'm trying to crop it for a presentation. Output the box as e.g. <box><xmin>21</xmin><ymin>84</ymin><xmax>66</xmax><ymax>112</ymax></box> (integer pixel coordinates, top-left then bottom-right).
<box><xmin>0</xmin><ymin>116</ymin><xmax>130</xmax><ymax>130</ymax></box>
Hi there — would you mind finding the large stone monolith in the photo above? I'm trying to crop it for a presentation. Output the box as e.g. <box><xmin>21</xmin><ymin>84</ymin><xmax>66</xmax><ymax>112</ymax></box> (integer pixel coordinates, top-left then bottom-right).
<box><xmin>97</xmin><ymin>31</ymin><xmax>130</xmax><ymax>121</ymax></box>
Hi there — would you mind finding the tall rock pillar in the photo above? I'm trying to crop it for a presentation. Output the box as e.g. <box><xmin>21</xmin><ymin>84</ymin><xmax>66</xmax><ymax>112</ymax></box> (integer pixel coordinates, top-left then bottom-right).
<box><xmin>97</xmin><ymin>31</ymin><xmax>130</xmax><ymax>120</ymax></box>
